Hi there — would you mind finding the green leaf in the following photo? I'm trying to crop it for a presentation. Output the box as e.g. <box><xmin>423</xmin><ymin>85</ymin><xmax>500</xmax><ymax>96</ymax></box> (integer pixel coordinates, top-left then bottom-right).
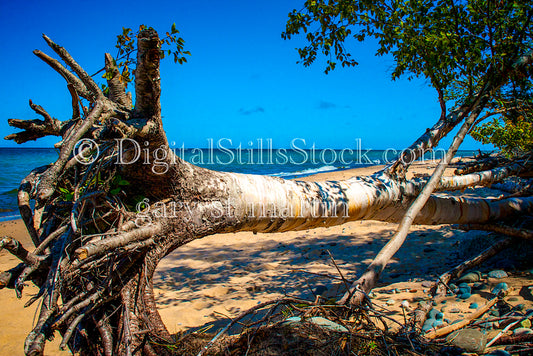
<box><xmin>171</xmin><ymin>22</ymin><xmax>178</xmax><ymax>34</ymax></box>
<box><xmin>110</xmin><ymin>188</ymin><xmax>121</xmax><ymax>195</ymax></box>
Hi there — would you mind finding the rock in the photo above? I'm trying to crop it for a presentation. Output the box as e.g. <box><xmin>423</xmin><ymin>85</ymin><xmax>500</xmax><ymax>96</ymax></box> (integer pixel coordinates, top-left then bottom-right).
<box><xmin>450</xmin><ymin>308</ymin><xmax>461</xmax><ymax>313</ymax></box>
<box><xmin>400</xmin><ymin>300</ymin><xmax>410</xmax><ymax>309</ymax></box>
<box><xmin>435</xmin><ymin>312</ymin><xmax>444</xmax><ymax>320</ymax></box>
<box><xmin>421</xmin><ymin>281</ymin><xmax>433</xmax><ymax>288</ymax></box>
<box><xmin>422</xmin><ymin>319</ymin><xmax>435</xmax><ymax>332</ymax></box>
<box><xmin>428</xmin><ymin>308</ymin><xmax>440</xmax><ymax>319</ymax></box>
<box><xmin>458</xmin><ymin>283</ymin><xmax>471</xmax><ymax>294</ymax></box>
<box><xmin>491</xmin><ymin>282</ymin><xmax>509</xmax><ymax>295</ymax></box>
<box><xmin>513</xmin><ymin>327</ymin><xmax>533</xmax><ymax>335</ymax></box>
<box><xmin>446</xmin><ymin>328</ymin><xmax>487</xmax><ymax>353</ymax></box>
<box><xmin>488</xmin><ymin>270</ymin><xmax>508</xmax><ymax>279</ymax></box>
<box><xmin>308</xmin><ymin>317</ymin><xmax>348</xmax><ymax>332</ymax></box>
<box><xmin>457</xmin><ymin>271</ymin><xmax>481</xmax><ymax>283</ymax></box>
<box><xmin>458</xmin><ymin>292</ymin><xmax>471</xmax><ymax>299</ymax></box>
<box><xmin>469</xmin><ymin>302</ymin><xmax>479</xmax><ymax>309</ymax></box>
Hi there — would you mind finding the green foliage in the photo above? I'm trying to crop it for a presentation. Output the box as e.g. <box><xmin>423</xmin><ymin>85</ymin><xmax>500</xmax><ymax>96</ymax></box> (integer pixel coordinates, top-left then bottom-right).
<box><xmin>101</xmin><ymin>24</ymin><xmax>191</xmax><ymax>90</ymax></box>
<box><xmin>471</xmin><ymin>112</ymin><xmax>533</xmax><ymax>156</ymax></box>
<box><xmin>282</xmin><ymin>0</ymin><xmax>532</xmax><ymax>152</ymax></box>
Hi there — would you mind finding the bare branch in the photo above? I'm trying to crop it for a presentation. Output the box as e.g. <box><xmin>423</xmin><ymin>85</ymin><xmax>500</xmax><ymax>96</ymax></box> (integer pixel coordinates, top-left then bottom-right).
<box><xmin>74</xmin><ymin>223</ymin><xmax>162</xmax><ymax>260</ymax></box>
<box><xmin>0</xmin><ymin>236</ymin><xmax>41</xmax><ymax>265</ymax></box>
<box><xmin>33</xmin><ymin>50</ymin><xmax>92</xmax><ymax>100</ymax></box>
<box><xmin>42</xmin><ymin>34</ymin><xmax>103</xmax><ymax>99</ymax></box>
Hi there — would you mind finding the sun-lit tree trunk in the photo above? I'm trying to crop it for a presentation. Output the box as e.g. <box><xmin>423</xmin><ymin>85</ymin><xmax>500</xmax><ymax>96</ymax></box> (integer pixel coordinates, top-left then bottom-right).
<box><xmin>1</xmin><ymin>30</ymin><xmax>532</xmax><ymax>355</ymax></box>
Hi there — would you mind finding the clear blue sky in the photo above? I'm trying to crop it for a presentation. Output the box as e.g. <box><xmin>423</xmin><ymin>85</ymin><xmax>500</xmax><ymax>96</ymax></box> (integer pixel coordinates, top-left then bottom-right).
<box><xmin>0</xmin><ymin>0</ymin><xmax>492</xmax><ymax>150</ymax></box>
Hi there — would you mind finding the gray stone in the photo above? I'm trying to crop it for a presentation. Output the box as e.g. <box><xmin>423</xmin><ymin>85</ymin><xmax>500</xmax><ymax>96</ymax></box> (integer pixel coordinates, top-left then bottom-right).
<box><xmin>458</xmin><ymin>283</ymin><xmax>471</xmax><ymax>294</ymax></box>
<box><xmin>446</xmin><ymin>328</ymin><xmax>487</xmax><ymax>353</ymax></box>
<box><xmin>491</xmin><ymin>282</ymin><xmax>509</xmax><ymax>295</ymax></box>
<box><xmin>449</xmin><ymin>308</ymin><xmax>461</xmax><ymax>313</ymax></box>
<box><xmin>422</xmin><ymin>319</ymin><xmax>435</xmax><ymax>332</ymax></box>
<box><xmin>308</xmin><ymin>317</ymin><xmax>348</xmax><ymax>332</ymax></box>
<box><xmin>513</xmin><ymin>327</ymin><xmax>533</xmax><ymax>336</ymax></box>
<box><xmin>386</xmin><ymin>299</ymin><xmax>395</xmax><ymax>306</ymax></box>
<box><xmin>488</xmin><ymin>270</ymin><xmax>508</xmax><ymax>279</ymax></box>
<box><xmin>428</xmin><ymin>308</ymin><xmax>440</xmax><ymax>319</ymax></box>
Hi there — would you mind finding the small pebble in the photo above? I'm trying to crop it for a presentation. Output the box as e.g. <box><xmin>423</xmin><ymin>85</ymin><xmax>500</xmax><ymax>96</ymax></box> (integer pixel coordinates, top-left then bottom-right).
<box><xmin>401</xmin><ymin>300</ymin><xmax>410</xmax><ymax>309</ymax></box>
<box><xmin>508</xmin><ymin>297</ymin><xmax>519</xmax><ymax>302</ymax></box>
<box><xmin>432</xmin><ymin>300</ymin><xmax>438</xmax><ymax>306</ymax></box>
<box><xmin>458</xmin><ymin>292</ymin><xmax>471</xmax><ymax>299</ymax></box>
<box><xmin>450</xmin><ymin>308</ymin><xmax>461</xmax><ymax>313</ymax></box>
<box><xmin>386</xmin><ymin>299</ymin><xmax>395</xmax><ymax>306</ymax></box>
<box><xmin>469</xmin><ymin>302</ymin><xmax>479</xmax><ymax>309</ymax></box>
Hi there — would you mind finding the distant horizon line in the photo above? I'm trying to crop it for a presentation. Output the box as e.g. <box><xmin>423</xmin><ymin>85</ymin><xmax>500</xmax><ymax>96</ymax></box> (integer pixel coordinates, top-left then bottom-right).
<box><xmin>0</xmin><ymin>146</ymin><xmax>489</xmax><ymax>151</ymax></box>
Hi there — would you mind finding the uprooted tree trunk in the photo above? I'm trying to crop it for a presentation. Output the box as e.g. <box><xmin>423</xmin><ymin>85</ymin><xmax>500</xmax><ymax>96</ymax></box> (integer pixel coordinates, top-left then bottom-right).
<box><xmin>1</xmin><ymin>29</ymin><xmax>532</xmax><ymax>355</ymax></box>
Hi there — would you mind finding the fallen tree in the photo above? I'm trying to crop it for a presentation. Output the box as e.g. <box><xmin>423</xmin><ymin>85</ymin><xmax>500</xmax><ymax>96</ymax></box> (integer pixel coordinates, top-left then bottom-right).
<box><xmin>1</xmin><ymin>2</ymin><xmax>532</xmax><ymax>354</ymax></box>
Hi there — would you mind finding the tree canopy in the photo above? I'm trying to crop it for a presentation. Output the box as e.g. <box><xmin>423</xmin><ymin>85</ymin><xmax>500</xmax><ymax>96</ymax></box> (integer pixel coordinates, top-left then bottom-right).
<box><xmin>283</xmin><ymin>0</ymin><xmax>532</xmax><ymax>152</ymax></box>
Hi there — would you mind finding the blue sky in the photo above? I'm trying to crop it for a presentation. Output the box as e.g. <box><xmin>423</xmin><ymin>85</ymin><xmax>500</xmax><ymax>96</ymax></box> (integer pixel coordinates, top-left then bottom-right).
<box><xmin>0</xmin><ymin>0</ymin><xmax>492</xmax><ymax>150</ymax></box>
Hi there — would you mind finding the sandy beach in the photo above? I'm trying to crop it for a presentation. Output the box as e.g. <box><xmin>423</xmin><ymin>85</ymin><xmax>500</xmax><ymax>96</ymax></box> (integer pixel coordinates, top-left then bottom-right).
<box><xmin>1</xmin><ymin>161</ymin><xmax>532</xmax><ymax>354</ymax></box>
